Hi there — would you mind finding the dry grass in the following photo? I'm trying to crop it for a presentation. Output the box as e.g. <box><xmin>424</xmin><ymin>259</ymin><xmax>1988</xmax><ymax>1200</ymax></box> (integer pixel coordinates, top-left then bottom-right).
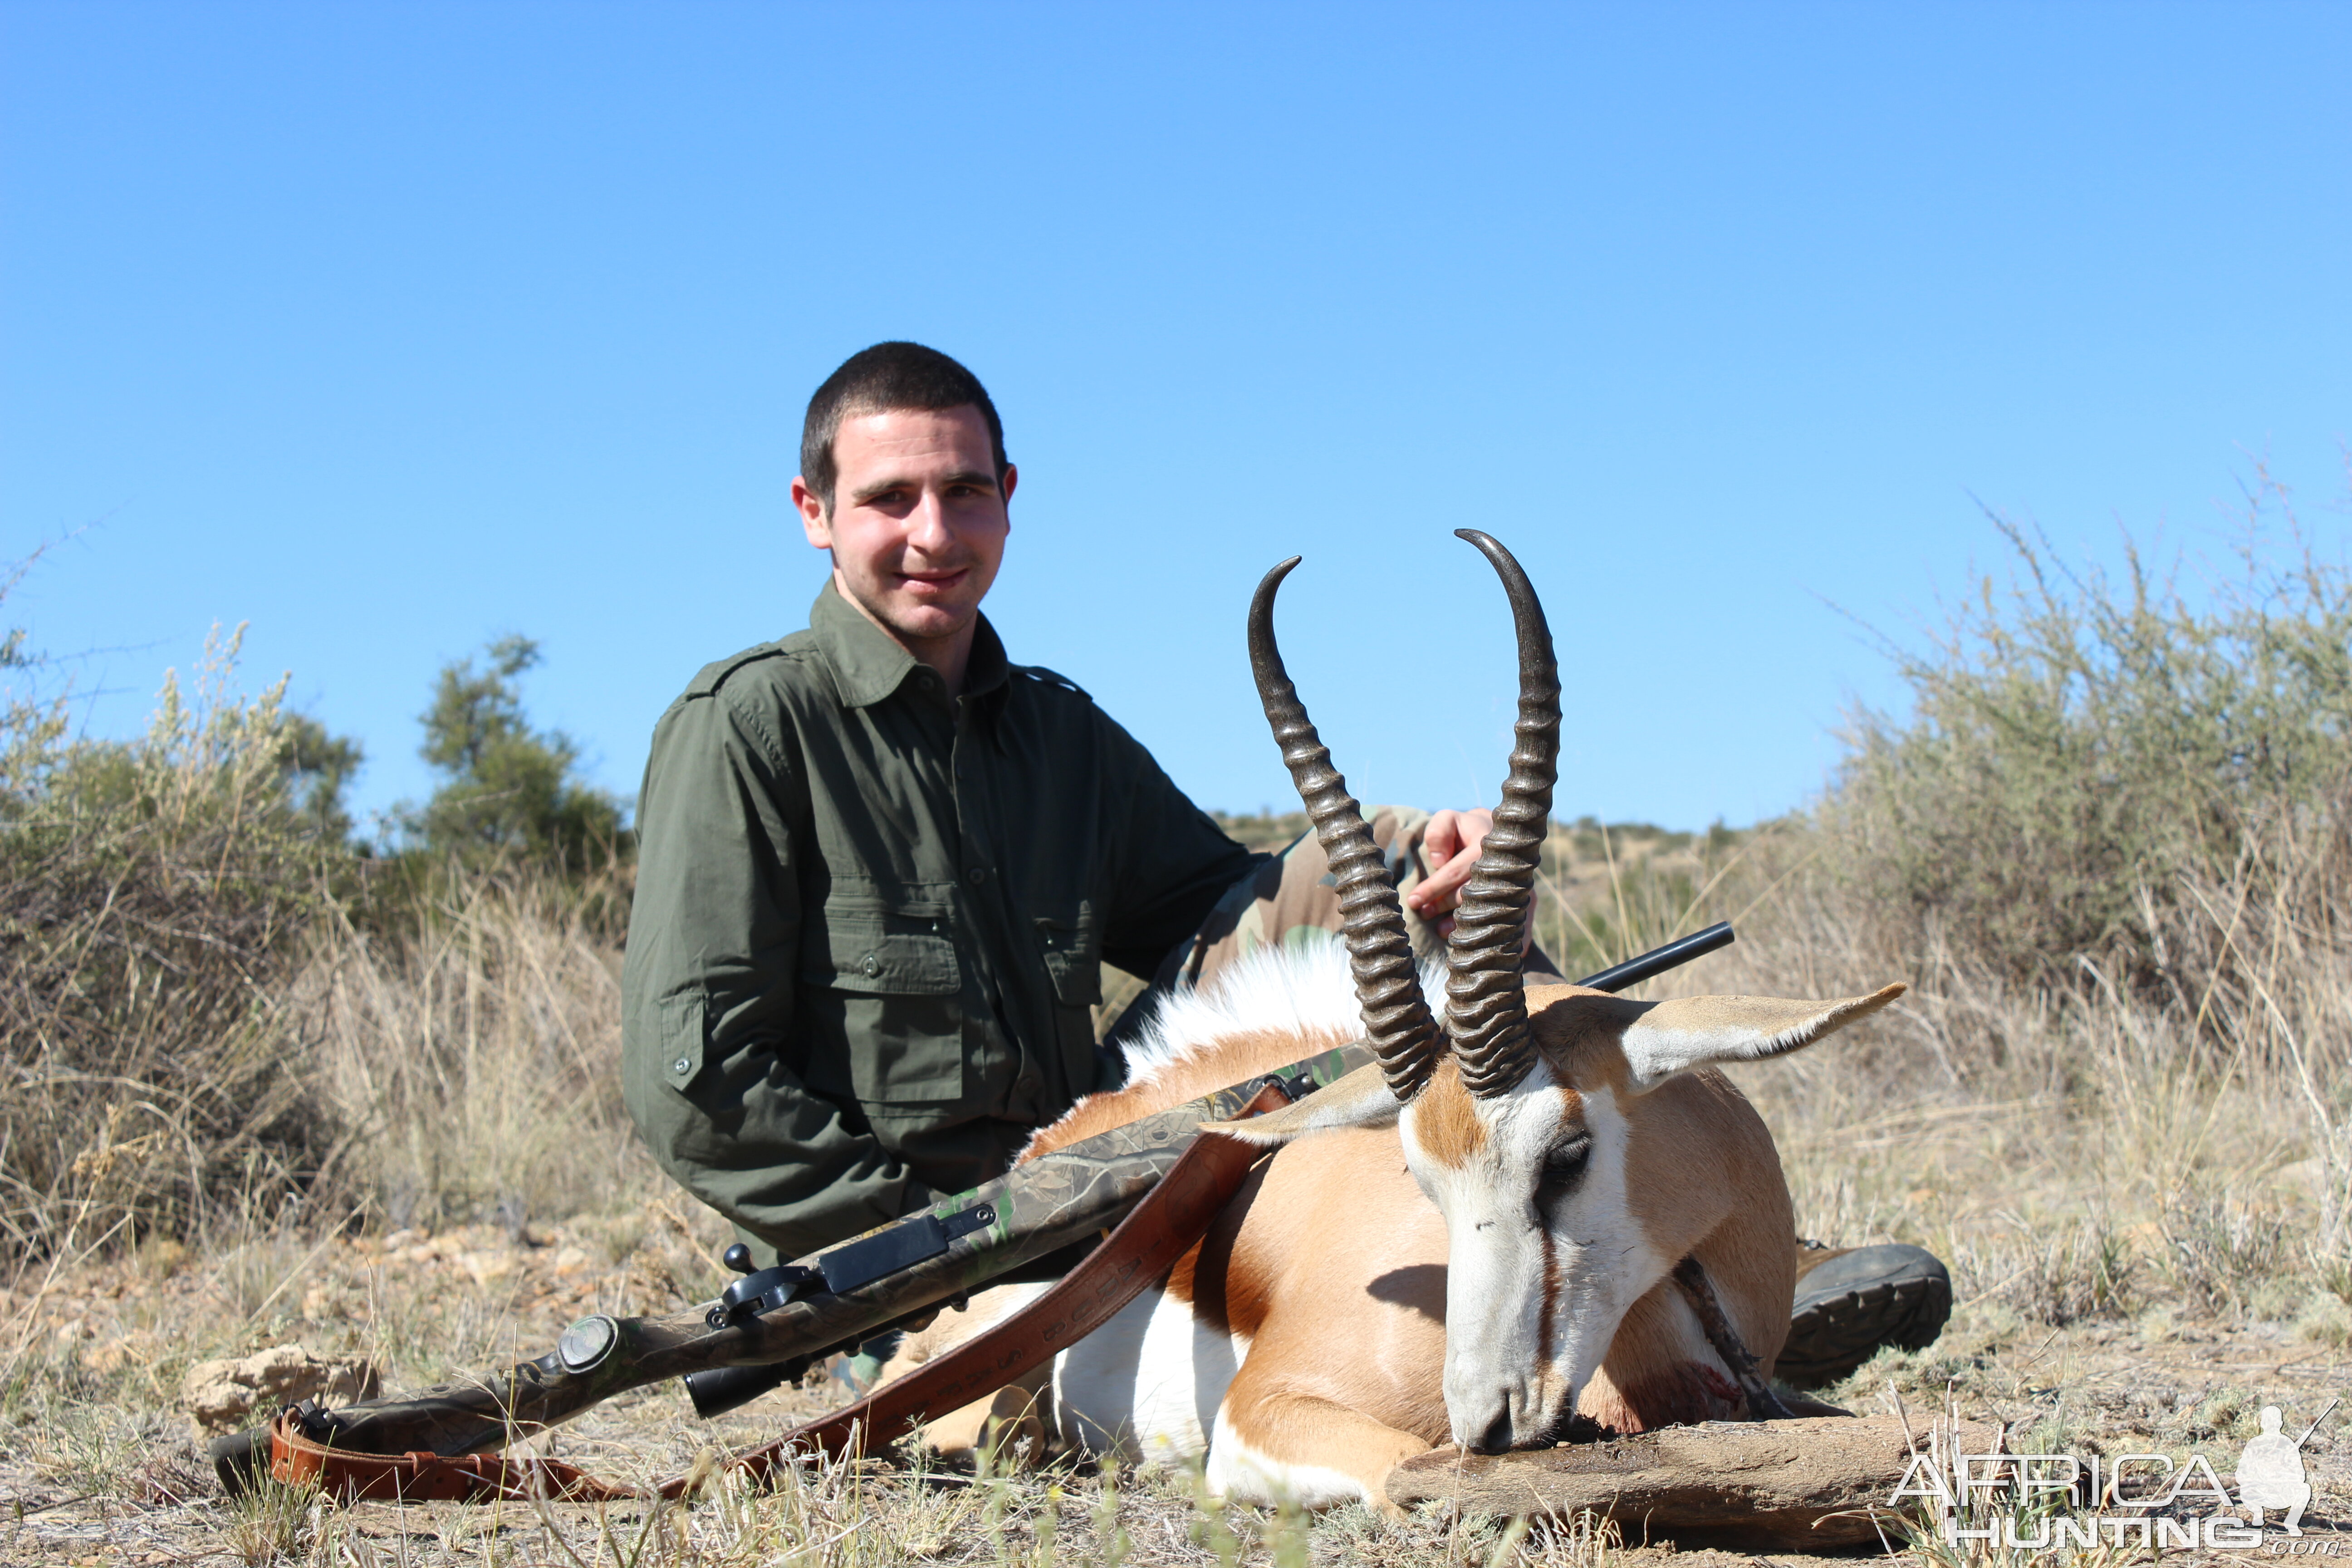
<box><xmin>297</xmin><ymin>872</ymin><xmax>652</xmax><ymax>1237</ymax></box>
<box><xmin>3</xmin><ymin>840</ymin><xmax>2344</xmax><ymax>1564</ymax></box>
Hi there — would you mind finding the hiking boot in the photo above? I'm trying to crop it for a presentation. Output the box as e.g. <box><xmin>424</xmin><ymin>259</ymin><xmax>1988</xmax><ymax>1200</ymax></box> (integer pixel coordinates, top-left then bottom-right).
<box><xmin>1778</xmin><ymin>1243</ymin><xmax>1951</xmax><ymax>1389</ymax></box>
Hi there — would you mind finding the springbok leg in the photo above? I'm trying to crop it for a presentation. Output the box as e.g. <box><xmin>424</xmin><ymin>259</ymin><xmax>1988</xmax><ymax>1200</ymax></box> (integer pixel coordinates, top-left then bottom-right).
<box><xmin>1207</xmin><ymin>1387</ymin><xmax>1432</xmax><ymax>1513</ymax></box>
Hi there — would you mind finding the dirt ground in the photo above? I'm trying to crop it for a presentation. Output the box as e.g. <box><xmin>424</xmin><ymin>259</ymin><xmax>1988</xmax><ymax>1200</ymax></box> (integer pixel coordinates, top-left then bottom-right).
<box><xmin>0</xmin><ymin>1209</ymin><xmax>2344</xmax><ymax>1567</ymax></box>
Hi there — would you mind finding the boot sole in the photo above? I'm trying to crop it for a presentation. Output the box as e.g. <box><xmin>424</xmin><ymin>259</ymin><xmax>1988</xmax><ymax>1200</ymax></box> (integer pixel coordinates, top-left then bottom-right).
<box><xmin>1778</xmin><ymin>1269</ymin><xmax>1952</xmax><ymax>1389</ymax></box>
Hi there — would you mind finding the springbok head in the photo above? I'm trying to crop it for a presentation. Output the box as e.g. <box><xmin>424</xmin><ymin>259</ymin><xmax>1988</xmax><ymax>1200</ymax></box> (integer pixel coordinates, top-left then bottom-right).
<box><xmin>1212</xmin><ymin>530</ymin><xmax>1903</xmax><ymax>1454</ymax></box>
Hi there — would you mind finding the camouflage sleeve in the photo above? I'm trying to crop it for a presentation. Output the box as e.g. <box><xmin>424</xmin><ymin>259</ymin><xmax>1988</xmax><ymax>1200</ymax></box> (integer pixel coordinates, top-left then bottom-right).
<box><xmin>1142</xmin><ymin>804</ymin><xmax>1441</xmax><ymax>994</ymax></box>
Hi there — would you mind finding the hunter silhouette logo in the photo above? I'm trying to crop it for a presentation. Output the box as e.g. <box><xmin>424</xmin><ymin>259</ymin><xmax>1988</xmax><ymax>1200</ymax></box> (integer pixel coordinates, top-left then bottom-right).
<box><xmin>2236</xmin><ymin>1401</ymin><xmax>2331</xmax><ymax>1536</ymax></box>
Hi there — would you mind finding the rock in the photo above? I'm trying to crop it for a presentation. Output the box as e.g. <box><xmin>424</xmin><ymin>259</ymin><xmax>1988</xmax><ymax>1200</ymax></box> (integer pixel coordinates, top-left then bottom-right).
<box><xmin>82</xmin><ymin>1331</ymin><xmax>159</xmax><ymax>1375</ymax></box>
<box><xmin>458</xmin><ymin>1250</ymin><xmax>515</xmax><ymax>1288</ymax></box>
<box><xmin>181</xmin><ymin>1343</ymin><xmax>381</xmax><ymax>1437</ymax></box>
<box><xmin>1386</xmin><ymin>1414</ymin><xmax>2003</xmax><ymax>1549</ymax></box>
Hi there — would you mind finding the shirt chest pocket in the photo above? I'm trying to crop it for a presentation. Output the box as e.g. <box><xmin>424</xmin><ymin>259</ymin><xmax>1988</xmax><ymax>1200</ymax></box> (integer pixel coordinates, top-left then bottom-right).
<box><xmin>801</xmin><ymin>907</ymin><xmax>966</xmax><ymax>1107</ymax></box>
<box><xmin>1033</xmin><ymin>911</ymin><xmax>1103</xmax><ymax>1082</ymax></box>
<box><xmin>1035</xmin><ymin>921</ymin><xmax>1102</xmax><ymax>1008</ymax></box>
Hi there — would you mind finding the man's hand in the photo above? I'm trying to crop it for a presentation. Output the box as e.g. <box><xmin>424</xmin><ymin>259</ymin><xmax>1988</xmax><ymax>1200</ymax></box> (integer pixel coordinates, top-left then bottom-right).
<box><xmin>1405</xmin><ymin>808</ymin><xmax>1542</xmax><ymax>951</ymax></box>
<box><xmin>1406</xmin><ymin>808</ymin><xmax>1489</xmax><ymax>941</ymax></box>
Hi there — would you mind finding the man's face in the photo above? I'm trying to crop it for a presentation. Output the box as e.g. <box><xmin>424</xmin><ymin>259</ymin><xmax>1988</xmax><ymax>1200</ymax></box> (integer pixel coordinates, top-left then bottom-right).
<box><xmin>794</xmin><ymin>405</ymin><xmax>1014</xmax><ymax>652</ymax></box>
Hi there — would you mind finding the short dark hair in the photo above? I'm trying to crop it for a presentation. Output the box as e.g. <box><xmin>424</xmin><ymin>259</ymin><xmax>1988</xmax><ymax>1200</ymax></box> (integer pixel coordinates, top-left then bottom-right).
<box><xmin>799</xmin><ymin>342</ymin><xmax>1009</xmax><ymax>510</ymax></box>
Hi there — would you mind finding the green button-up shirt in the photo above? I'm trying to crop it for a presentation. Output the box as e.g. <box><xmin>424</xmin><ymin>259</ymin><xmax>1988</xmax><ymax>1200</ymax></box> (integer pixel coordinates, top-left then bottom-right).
<box><xmin>621</xmin><ymin>583</ymin><xmax>1260</xmax><ymax>1260</ymax></box>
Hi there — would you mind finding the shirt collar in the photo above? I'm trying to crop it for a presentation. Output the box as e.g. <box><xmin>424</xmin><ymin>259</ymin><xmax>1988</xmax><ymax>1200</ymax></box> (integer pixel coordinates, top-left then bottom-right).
<box><xmin>811</xmin><ymin>579</ymin><xmax>1011</xmax><ymax>709</ymax></box>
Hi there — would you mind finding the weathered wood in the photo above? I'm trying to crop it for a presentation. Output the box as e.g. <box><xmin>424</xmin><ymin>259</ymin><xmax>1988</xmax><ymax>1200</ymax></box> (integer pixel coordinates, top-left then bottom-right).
<box><xmin>1387</xmin><ymin>1414</ymin><xmax>2003</xmax><ymax>1549</ymax></box>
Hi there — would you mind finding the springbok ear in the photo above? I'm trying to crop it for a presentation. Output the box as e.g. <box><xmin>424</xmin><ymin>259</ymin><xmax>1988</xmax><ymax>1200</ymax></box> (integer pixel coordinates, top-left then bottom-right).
<box><xmin>1617</xmin><ymin>983</ymin><xmax>1906</xmax><ymax>1092</ymax></box>
<box><xmin>1200</xmin><ymin>1061</ymin><xmax>1401</xmax><ymax>1147</ymax></box>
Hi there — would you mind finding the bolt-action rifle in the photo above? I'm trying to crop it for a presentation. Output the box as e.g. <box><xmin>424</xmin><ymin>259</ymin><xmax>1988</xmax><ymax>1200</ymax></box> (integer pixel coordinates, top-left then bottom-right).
<box><xmin>214</xmin><ymin>923</ymin><xmax>1733</xmax><ymax>1491</ymax></box>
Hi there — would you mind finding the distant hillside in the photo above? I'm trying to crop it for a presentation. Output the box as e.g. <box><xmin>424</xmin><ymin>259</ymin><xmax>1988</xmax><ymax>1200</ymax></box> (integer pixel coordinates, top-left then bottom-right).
<box><xmin>1209</xmin><ymin>808</ymin><xmax>1751</xmax><ymax>974</ymax></box>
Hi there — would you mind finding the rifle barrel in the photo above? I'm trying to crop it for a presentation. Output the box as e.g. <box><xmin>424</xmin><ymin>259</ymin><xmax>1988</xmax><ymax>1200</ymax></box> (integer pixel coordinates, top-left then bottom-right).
<box><xmin>1575</xmin><ymin>921</ymin><xmax>1735</xmax><ymax>994</ymax></box>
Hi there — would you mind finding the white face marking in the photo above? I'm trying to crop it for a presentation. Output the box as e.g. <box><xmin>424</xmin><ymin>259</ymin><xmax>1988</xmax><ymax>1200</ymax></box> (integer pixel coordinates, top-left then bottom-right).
<box><xmin>1401</xmin><ymin>1061</ymin><xmax>1668</xmax><ymax>1451</ymax></box>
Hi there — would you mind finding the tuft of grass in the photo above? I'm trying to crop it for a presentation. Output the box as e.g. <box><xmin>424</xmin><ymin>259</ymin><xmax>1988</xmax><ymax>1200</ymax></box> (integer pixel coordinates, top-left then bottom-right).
<box><xmin>220</xmin><ymin>1471</ymin><xmax>323</xmax><ymax>1568</ymax></box>
<box><xmin>1519</xmin><ymin>1508</ymin><xmax>1619</xmax><ymax>1568</ymax></box>
<box><xmin>2296</xmin><ymin>1293</ymin><xmax>2352</xmax><ymax>1351</ymax></box>
<box><xmin>2005</xmin><ymin>1218</ymin><xmax>2139</xmax><ymax>1328</ymax></box>
<box><xmin>2156</xmin><ymin>1193</ymin><xmax>2295</xmax><ymax>1319</ymax></box>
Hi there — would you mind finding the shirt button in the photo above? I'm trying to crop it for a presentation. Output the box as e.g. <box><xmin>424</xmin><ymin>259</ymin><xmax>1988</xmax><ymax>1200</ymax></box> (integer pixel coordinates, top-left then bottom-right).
<box><xmin>967</xmin><ymin>866</ymin><xmax>988</xmax><ymax>886</ymax></box>
<box><xmin>860</xmin><ymin>953</ymin><xmax>882</xmax><ymax>977</ymax></box>
<box><xmin>671</xmin><ymin>1056</ymin><xmax>692</xmax><ymax>1075</ymax></box>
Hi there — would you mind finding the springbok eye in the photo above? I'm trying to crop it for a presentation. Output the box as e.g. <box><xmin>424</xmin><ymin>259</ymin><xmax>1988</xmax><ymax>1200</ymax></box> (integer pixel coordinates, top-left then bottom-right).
<box><xmin>1538</xmin><ymin>1135</ymin><xmax>1592</xmax><ymax>1199</ymax></box>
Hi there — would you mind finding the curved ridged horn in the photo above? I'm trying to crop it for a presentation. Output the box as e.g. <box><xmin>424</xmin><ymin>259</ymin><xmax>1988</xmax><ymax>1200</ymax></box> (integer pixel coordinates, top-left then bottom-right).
<box><xmin>1250</xmin><ymin>558</ymin><xmax>1443</xmax><ymax>1102</ymax></box>
<box><xmin>1443</xmin><ymin>530</ymin><xmax>1561</xmax><ymax>1098</ymax></box>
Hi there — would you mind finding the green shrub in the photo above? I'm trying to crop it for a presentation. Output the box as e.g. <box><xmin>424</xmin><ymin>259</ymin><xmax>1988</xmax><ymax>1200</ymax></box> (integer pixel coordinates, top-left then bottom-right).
<box><xmin>0</xmin><ymin>587</ymin><xmax>647</xmax><ymax>1255</ymax></box>
<box><xmin>0</xmin><ymin>627</ymin><xmax>357</xmax><ymax>1252</ymax></box>
<box><xmin>1821</xmin><ymin>479</ymin><xmax>2352</xmax><ymax>1017</ymax></box>
<box><xmin>399</xmin><ymin>634</ymin><xmax>624</xmax><ymax>871</ymax></box>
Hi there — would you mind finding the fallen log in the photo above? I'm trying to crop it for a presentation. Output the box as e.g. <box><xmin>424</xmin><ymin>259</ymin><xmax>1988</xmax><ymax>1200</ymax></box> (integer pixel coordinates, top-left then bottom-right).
<box><xmin>1387</xmin><ymin>1414</ymin><xmax>2002</xmax><ymax>1550</ymax></box>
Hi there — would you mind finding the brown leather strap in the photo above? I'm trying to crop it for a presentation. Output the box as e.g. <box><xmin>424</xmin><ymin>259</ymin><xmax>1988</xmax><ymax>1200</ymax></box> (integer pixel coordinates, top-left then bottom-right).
<box><xmin>720</xmin><ymin>1082</ymin><xmax>1286</xmax><ymax>1480</ymax></box>
<box><xmin>270</xmin><ymin>1411</ymin><xmax>665</xmax><ymax>1502</ymax></box>
<box><xmin>271</xmin><ymin>1083</ymin><xmax>1286</xmax><ymax>1503</ymax></box>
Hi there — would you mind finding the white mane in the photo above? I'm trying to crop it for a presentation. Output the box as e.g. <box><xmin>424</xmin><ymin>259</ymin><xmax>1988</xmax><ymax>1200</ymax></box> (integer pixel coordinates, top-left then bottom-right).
<box><xmin>1115</xmin><ymin>934</ymin><xmax>1443</xmax><ymax>1089</ymax></box>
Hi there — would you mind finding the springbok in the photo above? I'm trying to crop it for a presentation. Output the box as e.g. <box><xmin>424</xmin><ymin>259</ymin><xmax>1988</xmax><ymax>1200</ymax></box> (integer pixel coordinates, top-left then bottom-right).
<box><xmin>881</xmin><ymin>531</ymin><xmax>1902</xmax><ymax>1510</ymax></box>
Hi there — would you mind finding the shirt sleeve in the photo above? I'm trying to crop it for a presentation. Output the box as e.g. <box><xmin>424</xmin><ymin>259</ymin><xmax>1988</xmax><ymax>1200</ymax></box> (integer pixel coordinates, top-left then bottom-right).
<box><xmin>1092</xmin><ymin>712</ymin><xmax>1265</xmax><ymax>980</ymax></box>
<box><xmin>620</xmin><ymin>683</ymin><xmax>931</xmax><ymax>1261</ymax></box>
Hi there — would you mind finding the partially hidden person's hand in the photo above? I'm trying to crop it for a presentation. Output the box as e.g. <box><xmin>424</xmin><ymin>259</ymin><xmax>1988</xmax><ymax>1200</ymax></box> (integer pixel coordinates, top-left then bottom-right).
<box><xmin>1404</xmin><ymin>808</ymin><xmax>1492</xmax><ymax>940</ymax></box>
<box><xmin>1405</xmin><ymin>807</ymin><xmax>1537</xmax><ymax>951</ymax></box>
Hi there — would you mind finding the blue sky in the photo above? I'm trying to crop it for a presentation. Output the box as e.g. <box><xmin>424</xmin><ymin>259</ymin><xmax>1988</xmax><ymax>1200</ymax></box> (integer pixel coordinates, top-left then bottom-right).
<box><xmin>4</xmin><ymin>2</ymin><xmax>2347</xmax><ymax>834</ymax></box>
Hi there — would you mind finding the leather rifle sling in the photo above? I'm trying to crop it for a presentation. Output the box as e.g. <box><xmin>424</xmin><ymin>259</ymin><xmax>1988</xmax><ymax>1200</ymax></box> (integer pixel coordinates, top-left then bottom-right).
<box><xmin>270</xmin><ymin>1416</ymin><xmax>645</xmax><ymax>1504</ymax></box>
<box><xmin>267</xmin><ymin>1082</ymin><xmax>1287</xmax><ymax>1503</ymax></box>
<box><xmin>720</xmin><ymin>1080</ymin><xmax>1288</xmax><ymax>1479</ymax></box>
